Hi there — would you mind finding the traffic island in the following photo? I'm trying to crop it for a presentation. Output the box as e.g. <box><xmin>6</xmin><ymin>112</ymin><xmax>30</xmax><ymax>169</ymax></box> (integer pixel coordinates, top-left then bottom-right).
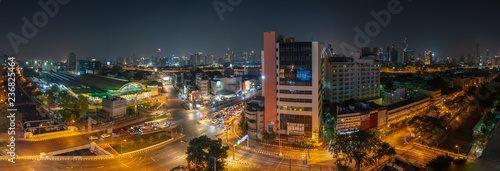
<box><xmin>111</xmin><ymin>134</ymin><xmax>171</xmax><ymax>154</ymax></box>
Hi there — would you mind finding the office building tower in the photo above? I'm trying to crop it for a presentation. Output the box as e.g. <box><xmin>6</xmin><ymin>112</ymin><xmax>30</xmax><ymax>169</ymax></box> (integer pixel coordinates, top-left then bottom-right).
<box><xmin>378</xmin><ymin>48</ymin><xmax>384</xmax><ymax>61</ymax></box>
<box><xmin>425</xmin><ymin>51</ymin><xmax>432</xmax><ymax>65</ymax></box>
<box><xmin>390</xmin><ymin>45</ymin><xmax>398</xmax><ymax>64</ymax></box>
<box><xmin>67</xmin><ymin>52</ymin><xmax>77</xmax><ymax>71</ymax></box>
<box><xmin>263</xmin><ymin>31</ymin><xmax>322</xmax><ymax>141</ymax></box>
<box><xmin>190</xmin><ymin>52</ymin><xmax>203</xmax><ymax>66</ymax></box>
<box><xmin>324</xmin><ymin>55</ymin><xmax>380</xmax><ymax>104</ymax></box>
<box><xmin>486</xmin><ymin>49</ymin><xmax>490</xmax><ymax>66</ymax></box>
<box><xmin>476</xmin><ymin>43</ymin><xmax>481</xmax><ymax>66</ymax></box>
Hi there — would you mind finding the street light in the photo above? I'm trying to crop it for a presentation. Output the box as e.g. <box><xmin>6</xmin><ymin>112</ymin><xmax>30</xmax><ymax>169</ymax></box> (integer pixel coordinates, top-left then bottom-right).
<box><xmin>121</xmin><ymin>139</ymin><xmax>127</xmax><ymax>154</ymax></box>
<box><xmin>456</xmin><ymin>145</ymin><xmax>459</xmax><ymax>154</ymax></box>
<box><xmin>39</xmin><ymin>124</ymin><xmax>42</xmax><ymax>137</ymax></box>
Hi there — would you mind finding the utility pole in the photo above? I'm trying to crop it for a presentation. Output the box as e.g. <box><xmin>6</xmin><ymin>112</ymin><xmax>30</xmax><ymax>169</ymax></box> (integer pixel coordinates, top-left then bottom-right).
<box><xmin>289</xmin><ymin>158</ymin><xmax>291</xmax><ymax>171</ymax></box>
<box><xmin>211</xmin><ymin>157</ymin><xmax>218</xmax><ymax>171</ymax></box>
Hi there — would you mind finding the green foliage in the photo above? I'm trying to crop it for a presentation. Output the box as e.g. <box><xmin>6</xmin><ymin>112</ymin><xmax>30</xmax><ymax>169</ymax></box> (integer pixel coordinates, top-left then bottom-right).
<box><xmin>238</xmin><ymin>114</ymin><xmax>247</xmax><ymax>132</ymax></box>
<box><xmin>262</xmin><ymin>131</ymin><xmax>276</xmax><ymax>142</ymax></box>
<box><xmin>322</xmin><ymin>110</ymin><xmax>337</xmax><ymax>143</ymax></box>
<box><xmin>408</xmin><ymin>115</ymin><xmax>443</xmax><ymax>137</ymax></box>
<box><xmin>186</xmin><ymin>135</ymin><xmax>229</xmax><ymax>171</ymax></box>
<box><xmin>0</xmin><ymin>111</ymin><xmax>23</xmax><ymax>132</ymax></box>
<box><xmin>427</xmin><ymin>77</ymin><xmax>450</xmax><ymax>94</ymax></box>
<box><xmin>329</xmin><ymin>130</ymin><xmax>396</xmax><ymax>170</ymax></box>
<box><xmin>204</xmin><ymin>138</ymin><xmax>229</xmax><ymax>171</ymax></box>
<box><xmin>59</xmin><ymin>94</ymin><xmax>89</xmax><ymax>124</ymax></box>
<box><xmin>50</xmin><ymin>85</ymin><xmax>61</xmax><ymax>96</ymax></box>
<box><xmin>426</xmin><ymin>155</ymin><xmax>454</xmax><ymax>170</ymax></box>
<box><xmin>299</xmin><ymin>138</ymin><xmax>315</xmax><ymax>148</ymax></box>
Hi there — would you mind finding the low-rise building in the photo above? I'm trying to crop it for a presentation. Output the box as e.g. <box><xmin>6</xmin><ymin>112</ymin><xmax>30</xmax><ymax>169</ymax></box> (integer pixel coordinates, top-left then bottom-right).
<box><xmin>386</xmin><ymin>96</ymin><xmax>430</xmax><ymax>125</ymax></box>
<box><xmin>384</xmin><ymin>87</ymin><xmax>406</xmax><ymax>105</ymax></box>
<box><xmin>211</xmin><ymin>76</ymin><xmax>242</xmax><ymax>96</ymax></box>
<box><xmin>197</xmin><ymin>79</ymin><xmax>210</xmax><ymax>96</ymax></box>
<box><xmin>417</xmin><ymin>88</ymin><xmax>442</xmax><ymax>106</ymax></box>
<box><xmin>245</xmin><ymin>96</ymin><xmax>265</xmax><ymax>140</ymax></box>
<box><xmin>337</xmin><ymin>102</ymin><xmax>386</xmax><ymax>134</ymax></box>
<box><xmin>102</xmin><ymin>96</ymin><xmax>127</xmax><ymax>118</ymax></box>
<box><xmin>337</xmin><ymin>96</ymin><xmax>430</xmax><ymax>134</ymax></box>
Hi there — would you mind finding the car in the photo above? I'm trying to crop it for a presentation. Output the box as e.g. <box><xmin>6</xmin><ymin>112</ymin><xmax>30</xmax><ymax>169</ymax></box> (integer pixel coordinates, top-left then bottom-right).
<box><xmin>101</xmin><ymin>133</ymin><xmax>111</xmax><ymax>138</ymax></box>
<box><xmin>89</xmin><ymin>136</ymin><xmax>99</xmax><ymax>140</ymax></box>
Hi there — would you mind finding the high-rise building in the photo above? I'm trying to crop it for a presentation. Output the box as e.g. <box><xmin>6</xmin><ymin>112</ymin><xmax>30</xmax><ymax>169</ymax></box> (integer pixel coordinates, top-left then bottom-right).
<box><xmin>377</xmin><ymin>48</ymin><xmax>384</xmax><ymax>61</ymax></box>
<box><xmin>324</xmin><ymin>55</ymin><xmax>380</xmax><ymax>104</ymax></box>
<box><xmin>190</xmin><ymin>52</ymin><xmax>203</xmax><ymax>66</ymax></box>
<box><xmin>225</xmin><ymin>48</ymin><xmax>234</xmax><ymax>62</ymax></box>
<box><xmin>486</xmin><ymin>49</ymin><xmax>490</xmax><ymax>66</ymax></box>
<box><xmin>390</xmin><ymin>45</ymin><xmax>398</xmax><ymax>64</ymax></box>
<box><xmin>425</xmin><ymin>51</ymin><xmax>432</xmax><ymax>65</ymax></box>
<box><xmin>262</xmin><ymin>31</ymin><xmax>322</xmax><ymax>141</ymax></box>
<box><xmin>67</xmin><ymin>52</ymin><xmax>77</xmax><ymax>71</ymax></box>
<box><xmin>476</xmin><ymin>43</ymin><xmax>481</xmax><ymax>66</ymax></box>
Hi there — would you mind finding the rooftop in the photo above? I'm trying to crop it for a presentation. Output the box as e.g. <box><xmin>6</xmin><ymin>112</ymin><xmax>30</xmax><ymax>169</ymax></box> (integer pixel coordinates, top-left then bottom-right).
<box><xmin>338</xmin><ymin>102</ymin><xmax>383</xmax><ymax>114</ymax></box>
<box><xmin>386</xmin><ymin>96</ymin><xmax>429</xmax><ymax>110</ymax></box>
<box><xmin>75</xmin><ymin>74</ymin><xmax>131</xmax><ymax>91</ymax></box>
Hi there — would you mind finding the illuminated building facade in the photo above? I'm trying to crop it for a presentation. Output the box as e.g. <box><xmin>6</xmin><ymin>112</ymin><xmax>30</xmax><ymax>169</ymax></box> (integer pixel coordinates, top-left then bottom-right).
<box><xmin>263</xmin><ymin>31</ymin><xmax>322</xmax><ymax>141</ymax></box>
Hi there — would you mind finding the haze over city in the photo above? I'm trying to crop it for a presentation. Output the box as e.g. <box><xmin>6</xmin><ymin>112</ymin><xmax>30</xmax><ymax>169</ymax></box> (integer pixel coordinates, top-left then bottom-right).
<box><xmin>1</xmin><ymin>0</ymin><xmax>499</xmax><ymax>60</ymax></box>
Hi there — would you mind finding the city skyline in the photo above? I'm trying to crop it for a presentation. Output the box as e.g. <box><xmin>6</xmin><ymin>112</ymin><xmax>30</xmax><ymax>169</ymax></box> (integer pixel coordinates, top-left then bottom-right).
<box><xmin>1</xmin><ymin>0</ymin><xmax>499</xmax><ymax>61</ymax></box>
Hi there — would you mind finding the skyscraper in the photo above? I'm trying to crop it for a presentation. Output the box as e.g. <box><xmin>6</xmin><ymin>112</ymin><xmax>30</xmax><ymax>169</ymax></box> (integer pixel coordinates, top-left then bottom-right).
<box><xmin>486</xmin><ymin>49</ymin><xmax>490</xmax><ymax>66</ymax></box>
<box><xmin>425</xmin><ymin>51</ymin><xmax>432</xmax><ymax>65</ymax></box>
<box><xmin>67</xmin><ymin>52</ymin><xmax>77</xmax><ymax>71</ymax></box>
<box><xmin>476</xmin><ymin>43</ymin><xmax>481</xmax><ymax>66</ymax></box>
<box><xmin>390</xmin><ymin>45</ymin><xmax>398</xmax><ymax>64</ymax></box>
<box><xmin>263</xmin><ymin>31</ymin><xmax>322</xmax><ymax>140</ymax></box>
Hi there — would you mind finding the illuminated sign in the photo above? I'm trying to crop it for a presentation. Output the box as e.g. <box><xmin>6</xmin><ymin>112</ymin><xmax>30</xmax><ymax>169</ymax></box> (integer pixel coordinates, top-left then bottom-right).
<box><xmin>287</xmin><ymin>123</ymin><xmax>304</xmax><ymax>136</ymax></box>
<box><xmin>216</xmin><ymin>81</ymin><xmax>222</xmax><ymax>88</ymax></box>
<box><xmin>236</xmin><ymin>135</ymin><xmax>248</xmax><ymax>146</ymax></box>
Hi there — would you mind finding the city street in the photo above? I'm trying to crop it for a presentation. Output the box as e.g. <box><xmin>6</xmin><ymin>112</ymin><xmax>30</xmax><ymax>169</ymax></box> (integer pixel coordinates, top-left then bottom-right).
<box><xmin>0</xmin><ymin>87</ymin><xmax>276</xmax><ymax>170</ymax></box>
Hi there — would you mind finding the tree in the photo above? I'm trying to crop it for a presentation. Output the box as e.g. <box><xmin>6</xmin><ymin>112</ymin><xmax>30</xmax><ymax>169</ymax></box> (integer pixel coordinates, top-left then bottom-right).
<box><xmin>385</xmin><ymin>81</ymin><xmax>394</xmax><ymax>91</ymax></box>
<box><xmin>299</xmin><ymin>138</ymin><xmax>315</xmax><ymax>148</ymax></box>
<box><xmin>186</xmin><ymin>135</ymin><xmax>229</xmax><ymax>171</ymax></box>
<box><xmin>329</xmin><ymin>130</ymin><xmax>396</xmax><ymax>171</ymax></box>
<box><xmin>205</xmin><ymin>138</ymin><xmax>229</xmax><ymax>171</ymax></box>
<box><xmin>322</xmin><ymin>109</ymin><xmax>337</xmax><ymax>144</ymax></box>
<box><xmin>186</xmin><ymin>135</ymin><xmax>209</xmax><ymax>168</ymax></box>
<box><xmin>238</xmin><ymin>114</ymin><xmax>247</xmax><ymax>133</ymax></box>
<box><xmin>262</xmin><ymin>131</ymin><xmax>276</xmax><ymax>143</ymax></box>
<box><xmin>426</xmin><ymin>155</ymin><xmax>454</xmax><ymax>170</ymax></box>
<box><xmin>427</xmin><ymin>77</ymin><xmax>450</xmax><ymax>94</ymax></box>
<box><xmin>50</xmin><ymin>85</ymin><xmax>61</xmax><ymax>96</ymax></box>
<box><xmin>47</xmin><ymin>94</ymin><xmax>56</xmax><ymax>106</ymax></box>
<box><xmin>59</xmin><ymin>94</ymin><xmax>89</xmax><ymax>124</ymax></box>
<box><xmin>0</xmin><ymin>111</ymin><xmax>23</xmax><ymax>132</ymax></box>
<box><xmin>408</xmin><ymin>115</ymin><xmax>443</xmax><ymax>137</ymax></box>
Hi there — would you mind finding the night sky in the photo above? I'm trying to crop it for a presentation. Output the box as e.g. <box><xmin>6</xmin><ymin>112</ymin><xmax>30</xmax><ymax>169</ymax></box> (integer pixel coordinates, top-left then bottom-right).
<box><xmin>0</xmin><ymin>0</ymin><xmax>499</xmax><ymax>61</ymax></box>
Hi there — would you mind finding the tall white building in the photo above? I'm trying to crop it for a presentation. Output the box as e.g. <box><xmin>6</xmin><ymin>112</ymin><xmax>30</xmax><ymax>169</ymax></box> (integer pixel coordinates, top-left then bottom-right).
<box><xmin>263</xmin><ymin>31</ymin><xmax>322</xmax><ymax>141</ymax></box>
<box><xmin>324</xmin><ymin>55</ymin><xmax>380</xmax><ymax>104</ymax></box>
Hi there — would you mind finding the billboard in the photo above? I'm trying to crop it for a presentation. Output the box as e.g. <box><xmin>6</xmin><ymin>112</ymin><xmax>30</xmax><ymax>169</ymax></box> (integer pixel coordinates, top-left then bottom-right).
<box><xmin>287</xmin><ymin>123</ymin><xmax>305</xmax><ymax>136</ymax></box>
